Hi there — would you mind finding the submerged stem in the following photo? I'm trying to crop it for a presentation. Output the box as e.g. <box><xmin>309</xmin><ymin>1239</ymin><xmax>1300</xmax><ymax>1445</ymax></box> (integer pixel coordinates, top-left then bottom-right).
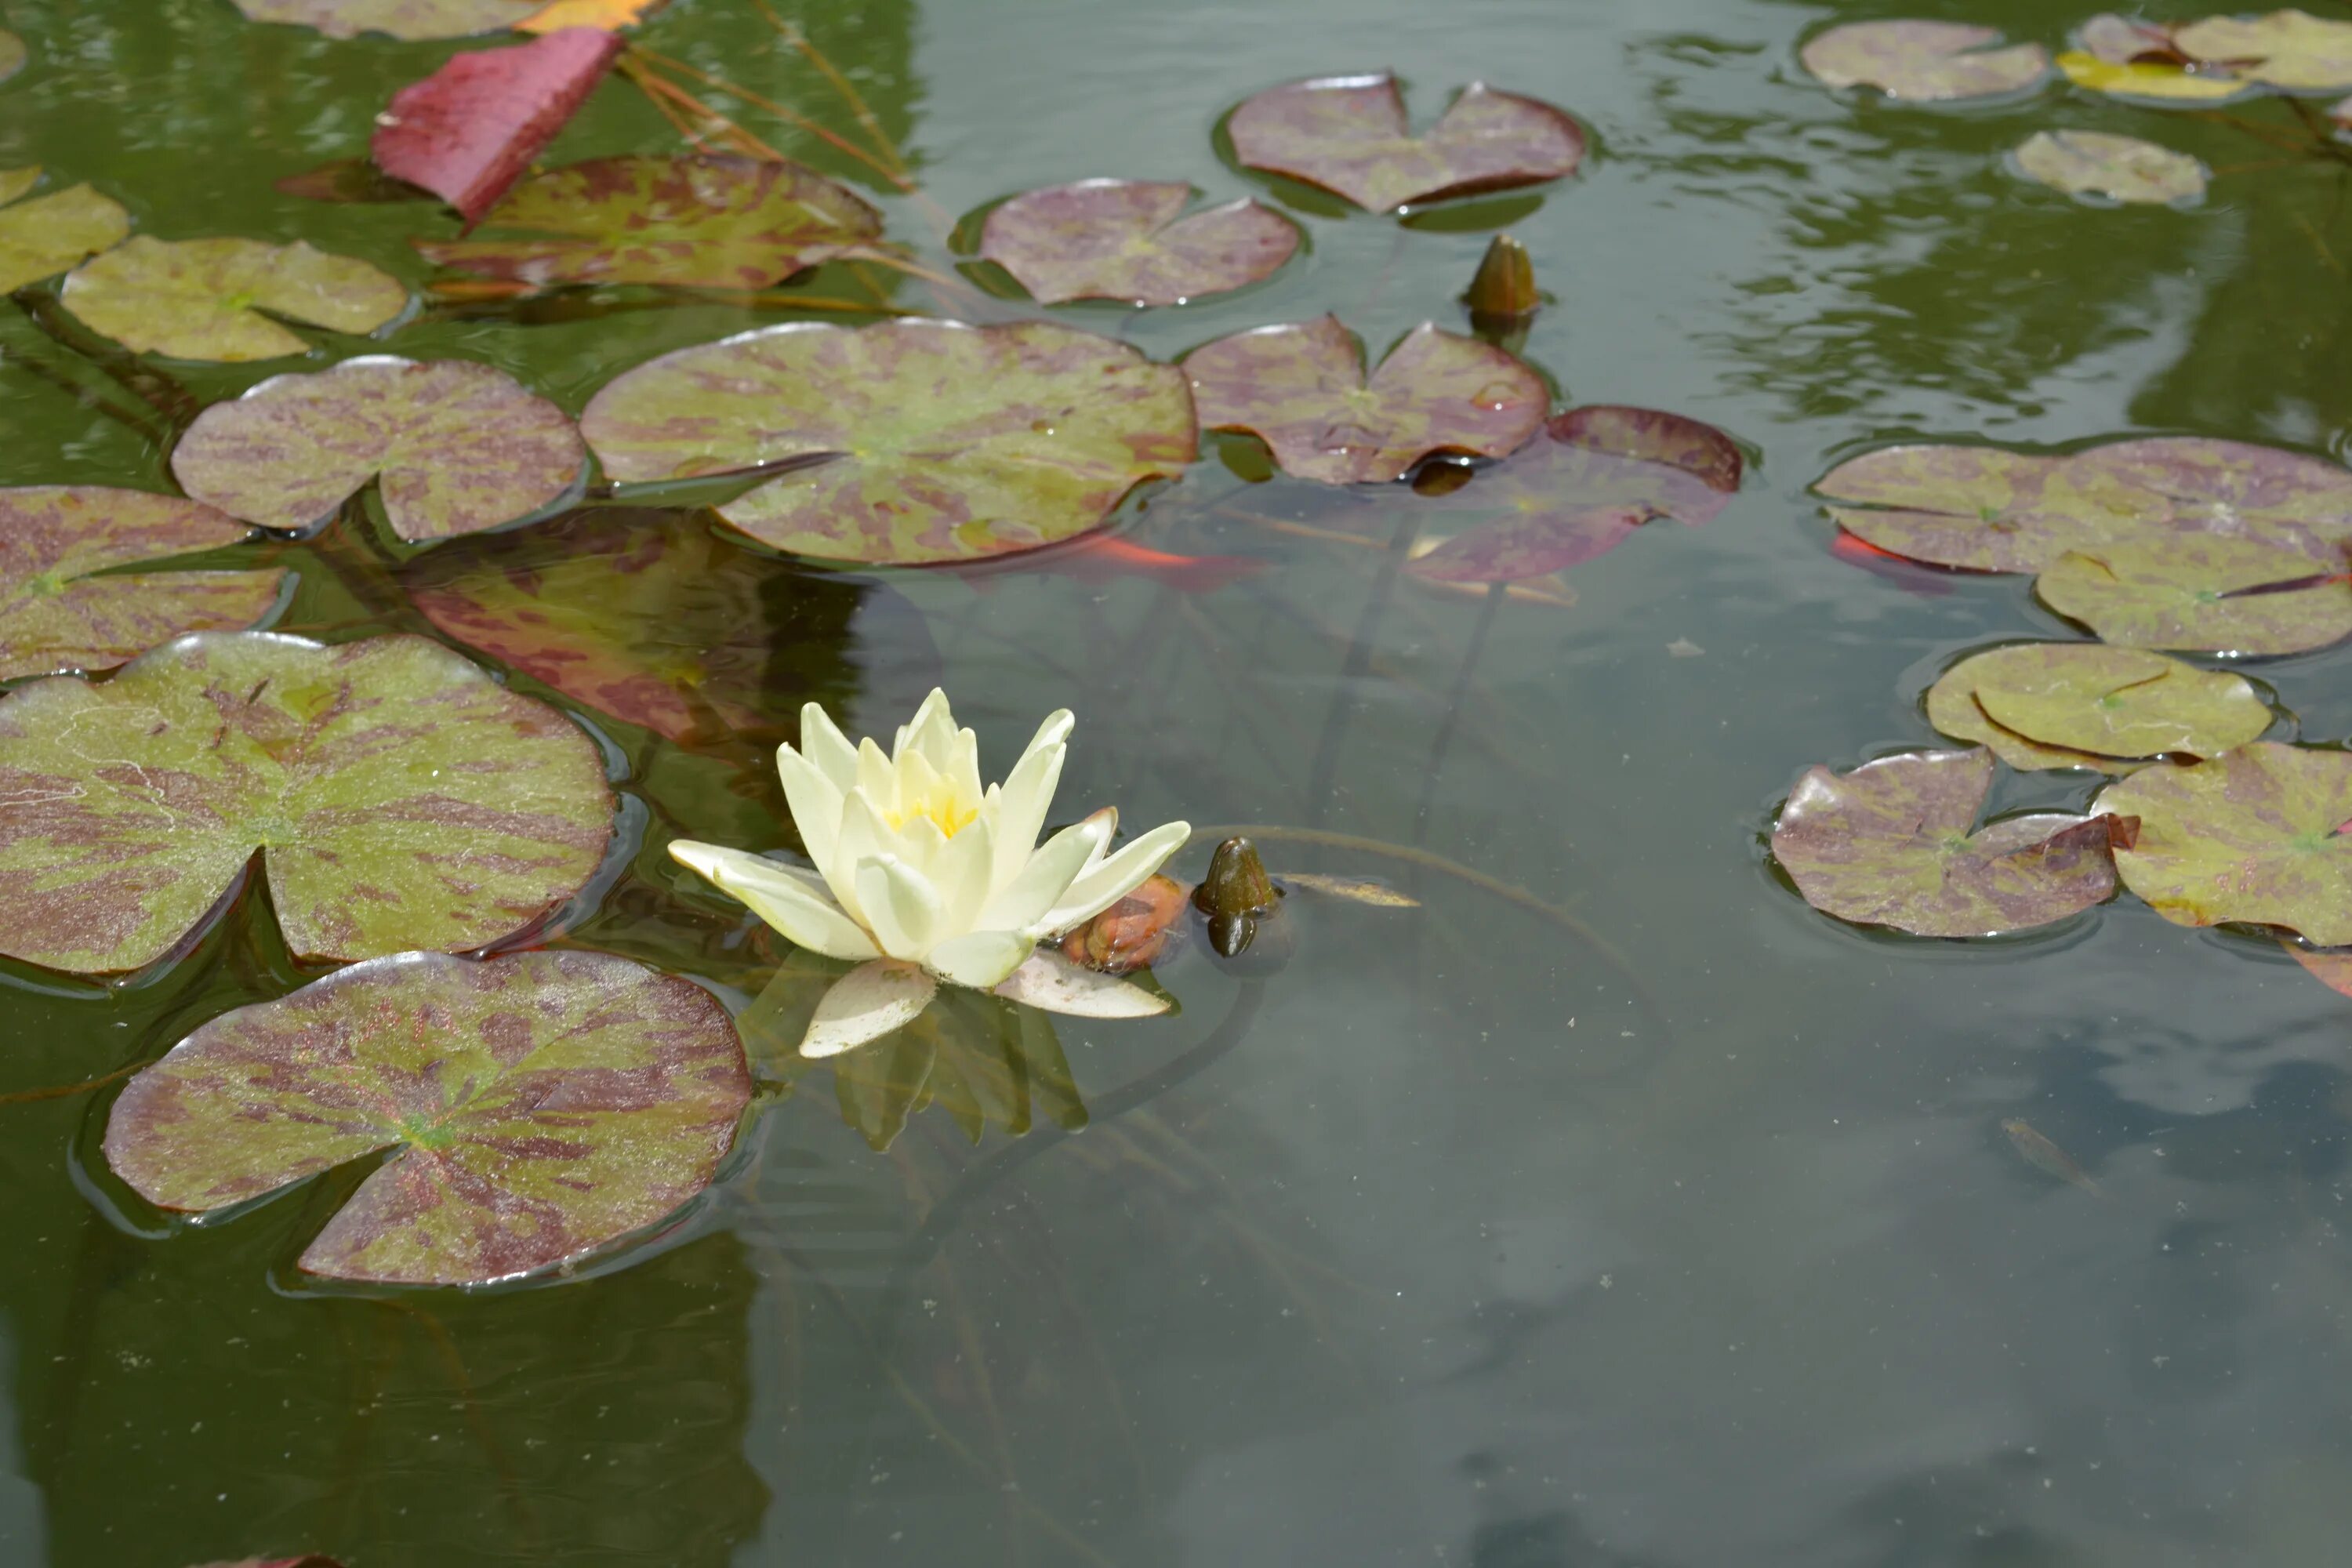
<box><xmin>1411</xmin><ymin>579</ymin><xmax>1506</xmax><ymax>844</ymax></box>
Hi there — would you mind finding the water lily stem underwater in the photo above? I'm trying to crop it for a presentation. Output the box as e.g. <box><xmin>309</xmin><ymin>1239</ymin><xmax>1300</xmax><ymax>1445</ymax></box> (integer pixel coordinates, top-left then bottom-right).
<box><xmin>11</xmin><ymin>286</ymin><xmax>202</xmax><ymax>430</ymax></box>
<box><xmin>1302</xmin><ymin>501</ymin><xmax>1425</xmax><ymax>826</ymax></box>
<box><xmin>1411</xmin><ymin>577</ymin><xmax>1507</xmax><ymax>845</ymax></box>
<box><xmin>0</xmin><ymin>1055</ymin><xmax>149</xmax><ymax>1106</ymax></box>
<box><xmin>0</xmin><ymin>336</ymin><xmax>162</xmax><ymax>443</ymax></box>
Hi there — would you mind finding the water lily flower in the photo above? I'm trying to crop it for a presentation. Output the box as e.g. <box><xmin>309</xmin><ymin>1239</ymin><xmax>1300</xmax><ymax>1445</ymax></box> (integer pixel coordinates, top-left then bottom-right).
<box><xmin>670</xmin><ymin>690</ymin><xmax>1189</xmax><ymax>1057</ymax></box>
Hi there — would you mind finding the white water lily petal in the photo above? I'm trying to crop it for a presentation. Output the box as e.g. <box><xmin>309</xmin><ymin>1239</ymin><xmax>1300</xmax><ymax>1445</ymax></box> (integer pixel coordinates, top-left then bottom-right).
<box><xmin>926</xmin><ymin>929</ymin><xmax>1036</xmax><ymax>989</ymax></box>
<box><xmin>946</xmin><ymin>727</ymin><xmax>985</xmax><ymax>811</ymax></box>
<box><xmin>993</xmin><ymin>949</ymin><xmax>1171</xmax><ymax>1018</ymax></box>
<box><xmin>856</xmin><ymin>854</ymin><xmax>946</xmax><ymax>960</ymax></box>
<box><xmin>987</xmin><ymin>711</ymin><xmax>1073</xmax><ymax>887</ymax></box>
<box><xmin>798</xmin><ymin>700</ymin><xmax>860</xmax><ymax>791</ymax></box>
<box><xmin>895</xmin><ymin>688</ymin><xmax>955</xmax><ymax>764</ymax></box>
<box><xmin>982</xmin><ymin>809</ymin><xmax>1114</xmax><ymax>934</ymax></box>
<box><xmin>855</xmin><ymin>736</ymin><xmax>896</xmax><ymax>813</ymax></box>
<box><xmin>774</xmin><ymin>744</ymin><xmax>845</xmax><ymax>869</ymax></box>
<box><xmin>826</xmin><ymin>789</ymin><xmax>892</xmax><ymax>925</ymax></box>
<box><xmin>927</xmin><ymin>815</ymin><xmax>996</xmax><ymax>930</ymax></box>
<box><xmin>670</xmin><ymin>840</ymin><xmax>879</xmax><ymax>960</ymax></box>
<box><xmin>802</xmin><ymin>959</ymin><xmax>938</xmax><ymax>1058</ymax></box>
<box><xmin>1043</xmin><ymin>818</ymin><xmax>1191</xmax><ymax>933</ymax></box>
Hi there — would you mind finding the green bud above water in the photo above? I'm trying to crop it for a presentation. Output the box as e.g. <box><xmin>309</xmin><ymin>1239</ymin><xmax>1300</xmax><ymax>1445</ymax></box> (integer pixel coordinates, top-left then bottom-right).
<box><xmin>1463</xmin><ymin>234</ymin><xmax>1539</xmax><ymax>321</ymax></box>
<box><xmin>1193</xmin><ymin>837</ymin><xmax>1277</xmax><ymax>920</ymax></box>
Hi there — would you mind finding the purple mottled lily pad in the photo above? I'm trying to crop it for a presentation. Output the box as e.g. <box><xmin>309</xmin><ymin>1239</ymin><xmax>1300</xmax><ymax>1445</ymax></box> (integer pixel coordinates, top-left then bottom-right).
<box><xmin>2035</xmin><ymin>535</ymin><xmax>2352</xmax><ymax>655</ymax></box>
<box><xmin>2285</xmin><ymin>938</ymin><xmax>2352</xmax><ymax>1000</ymax></box>
<box><xmin>1183</xmin><ymin>315</ymin><xmax>1545</xmax><ymax>485</ymax></box>
<box><xmin>61</xmin><ymin>237</ymin><xmax>406</xmax><ymax>362</ymax></box>
<box><xmin>1927</xmin><ymin>642</ymin><xmax>2268</xmax><ymax>768</ymax></box>
<box><xmin>0</xmin><ymin>488</ymin><xmax>285</xmax><ymax>681</ymax></box>
<box><xmin>1815</xmin><ymin>444</ymin><xmax>2161</xmax><ymax>572</ymax></box>
<box><xmin>2097</xmin><ymin>743</ymin><xmax>2352</xmax><ymax>945</ymax></box>
<box><xmin>413</xmin><ymin>154</ymin><xmax>881</xmax><ymax>290</ymax></box>
<box><xmin>170</xmin><ymin>357</ymin><xmax>584</xmax><ymax>541</ymax></box>
<box><xmin>1404</xmin><ymin>405</ymin><xmax>1740</xmax><ymax>583</ymax></box>
<box><xmin>103</xmin><ymin>949</ymin><xmax>749</xmax><ymax>1287</ymax></box>
<box><xmin>977</xmin><ymin>180</ymin><xmax>1299</xmax><ymax>306</ymax></box>
<box><xmin>1772</xmin><ymin>747</ymin><xmax>2127</xmax><ymax>937</ymax></box>
<box><xmin>1227</xmin><ymin>74</ymin><xmax>1584</xmax><ymax>213</ymax></box>
<box><xmin>2014</xmin><ymin>130</ymin><xmax>2206</xmax><ymax>204</ymax></box>
<box><xmin>2064</xmin><ymin>437</ymin><xmax>2352</xmax><ymax>564</ymax></box>
<box><xmin>0</xmin><ymin>175</ymin><xmax>129</xmax><ymax>293</ymax></box>
<box><xmin>230</xmin><ymin>0</ymin><xmax>538</xmax><ymax>40</ymax></box>
<box><xmin>580</xmin><ymin>318</ymin><xmax>1196</xmax><ymax>564</ymax></box>
<box><xmin>1801</xmin><ymin>20</ymin><xmax>2050</xmax><ymax>101</ymax></box>
<box><xmin>0</xmin><ymin>631</ymin><xmax>613</xmax><ymax>974</ymax></box>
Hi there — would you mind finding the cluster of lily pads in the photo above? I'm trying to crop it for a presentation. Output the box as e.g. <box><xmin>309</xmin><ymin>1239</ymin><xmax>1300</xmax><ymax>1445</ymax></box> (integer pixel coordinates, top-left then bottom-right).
<box><xmin>1773</xmin><ymin>431</ymin><xmax>2352</xmax><ymax>1004</ymax></box>
<box><xmin>1800</xmin><ymin>10</ymin><xmax>2352</xmax><ymax>206</ymax></box>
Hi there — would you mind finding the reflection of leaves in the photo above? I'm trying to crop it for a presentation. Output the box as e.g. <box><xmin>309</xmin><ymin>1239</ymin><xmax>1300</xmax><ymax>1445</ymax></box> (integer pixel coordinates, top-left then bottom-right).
<box><xmin>2036</xmin><ymin>536</ymin><xmax>2352</xmax><ymax>655</ymax></box>
<box><xmin>0</xmin><ymin>171</ymin><xmax>129</xmax><ymax>293</ymax></box>
<box><xmin>1226</xmin><ymin>74</ymin><xmax>1584</xmax><ymax>213</ymax></box>
<box><xmin>103</xmin><ymin>949</ymin><xmax>750</xmax><ymax>1287</ymax></box>
<box><xmin>582</xmin><ymin>319</ymin><xmax>1196</xmax><ymax>563</ymax></box>
<box><xmin>170</xmin><ymin>356</ymin><xmax>584</xmax><ymax>540</ymax></box>
<box><xmin>1772</xmin><ymin>748</ymin><xmax>2125</xmax><ymax>937</ymax></box>
<box><xmin>230</xmin><ymin>0</ymin><xmax>538</xmax><ymax>41</ymax></box>
<box><xmin>1925</xmin><ymin>643</ymin><xmax>2270</xmax><ymax>768</ymax></box>
<box><xmin>1799</xmin><ymin>20</ymin><xmax>2049</xmax><ymax>100</ymax></box>
<box><xmin>61</xmin><ymin>236</ymin><xmax>406</xmax><ymax>362</ymax></box>
<box><xmin>1183</xmin><ymin>315</ymin><xmax>1545</xmax><ymax>485</ymax></box>
<box><xmin>978</xmin><ymin>180</ymin><xmax>1298</xmax><ymax>306</ymax></box>
<box><xmin>0</xmin><ymin>486</ymin><xmax>285</xmax><ymax>681</ymax></box>
<box><xmin>372</xmin><ymin>27</ymin><xmax>624</xmax><ymax>223</ymax></box>
<box><xmin>2014</xmin><ymin>131</ymin><xmax>2205</xmax><ymax>205</ymax></box>
<box><xmin>2099</xmin><ymin>742</ymin><xmax>2352</xmax><ymax>945</ymax></box>
<box><xmin>415</xmin><ymin>154</ymin><xmax>881</xmax><ymax>289</ymax></box>
<box><xmin>0</xmin><ymin>632</ymin><xmax>613</xmax><ymax>973</ymax></box>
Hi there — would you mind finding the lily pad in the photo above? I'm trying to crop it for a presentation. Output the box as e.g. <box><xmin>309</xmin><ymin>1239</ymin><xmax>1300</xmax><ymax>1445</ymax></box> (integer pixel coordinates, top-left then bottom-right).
<box><xmin>1799</xmin><ymin>20</ymin><xmax>2050</xmax><ymax>101</ymax></box>
<box><xmin>413</xmin><ymin>154</ymin><xmax>882</xmax><ymax>289</ymax></box>
<box><xmin>2056</xmin><ymin>49</ymin><xmax>2249</xmax><ymax>100</ymax></box>
<box><xmin>2176</xmin><ymin>9</ymin><xmax>2352</xmax><ymax>91</ymax></box>
<box><xmin>103</xmin><ymin>949</ymin><xmax>749</xmax><ymax>1286</ymax></box>
<box><xmin>580</xmin><ymin>318</ymin><xmax>1196</xmax><ymax>563</ymax></box>
<box><xmin>230</xmin><ymin>0</ymin><xmax>539</xmax><ymax>40</ymax></box>
<box><xmin>61</xmin><ymin>236</ymin><xmax>407</xmax><ymax>362</ymax></box>
<box><xmin>0</xmin><ymin>631</ymin><xmax>612</xmax><ymax>974</ymax></box>
<box><xmin>0</xmin><ymin>175</ymin><xmax>131</xmax><ymax>294</ymax></box>
<box><xmin>2014</xmin><ymin>131</ymin><xmax>2207</xmax><ymax>204</ymax></box>
<box><xmin>2097</xmin><ymin>742</ymin><xmax>2352</xmax><ymax>945</ymax></box>
<box><xmin>169</xmin><ymin>356</ymin><xmax>585</xmax><ymax>541</ymax></box>
<box><xmin>1926</xmin><ymin>658</ymin><xmax>2126</xmax><ymax>774</ymax></box>
<box><xmin>0</xmin><ymin>487</ymin><xmax>285</xmax><ymax>681</ymax></box>
<box><xmin>274</xmin><ymin>158</ymin><xmax>437</xmax><ymax>205</ymax></box>
<box><xmin>2285</xmin><ymin>938</ymin><xmax>2352</xmax><ymax>999</ymax></box>
<box><xmin>1815</xmin><ymin>444</ymin><xmax>2161</xmax><ymax>572</ymax></box>
<box><xmin>2036</xmin><ymin>536</ymin><xmax>2352</xmax><ymax>655</ymax></box>
<box><xmin>1772</xmin><ymin>747</ymin><xmax>2126</xmax><ymax>937</ymax></box>
<box><xmin>976</xmin><ymin>180</ymin><xmax>1299</xmax><ymax>306</ymax></box>
<box><xmin>1935</xmin><ymin>643</ymin><xmax>2270</xmax><ymax>765</ymax></box>
<box><xmin>1225</xmin><ymin>74</ymin><xmax>1584</xmax><ymax>213</ymax></box>
<box><xmin>1182</xmin><ymin>315</ymin><xmax>1546</xmax><ymax>485</ymax></box>
<box><xmin>1406</xmin><ymin>505</ymin><xmax>1647</xmax><ymax>585</ymax></box>
<box><xmin>372</xmin><ymin>26</ymin><xmax>625</xmax><ymax>223</ymax></box>
<box><xmin>2063</xmin><ymin>437</ymin><xmax>2352</xmax><ymax>564</ymax></box>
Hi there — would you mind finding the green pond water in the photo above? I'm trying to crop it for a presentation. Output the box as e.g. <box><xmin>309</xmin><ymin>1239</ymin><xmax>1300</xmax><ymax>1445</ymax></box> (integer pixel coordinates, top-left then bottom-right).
<box><xmin>6</xmin><ymin>0</ymin><xmax>2352</xmax><ymax>1563</ymax></box>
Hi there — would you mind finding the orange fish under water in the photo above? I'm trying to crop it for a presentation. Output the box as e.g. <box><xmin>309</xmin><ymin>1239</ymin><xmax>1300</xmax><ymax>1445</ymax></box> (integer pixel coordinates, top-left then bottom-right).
<box><xmin>955</xmin><ymin>533</ymin><xmax>1269</xmax><ymax>595</ymax></box>
<box><xmin>2002</xmin><ymin>1118</ymin><xmax>2105</xmax><ymax>1197</ymax></box>
<box><xmin>1829</xmin><ymin>531</ymin><xmax>1957</xmax><ymax>597</ymax></box>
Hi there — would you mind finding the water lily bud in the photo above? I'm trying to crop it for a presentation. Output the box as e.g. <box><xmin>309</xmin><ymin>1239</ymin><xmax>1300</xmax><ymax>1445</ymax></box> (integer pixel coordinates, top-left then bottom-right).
<box><xmin>1463</xmin><ymin>234</ymin><xmax>1538</xmax><ymax>321</ymax></box>
<box><xmin>1060</xmin><ymin>874</ymin><xmax>1189</xmax><ymax>974</ymax></box>
<box><xmin>1192</xmin><ymin>837</ymin><xmax>1276</xmax><ymax>920</ymax></box>
<box><xmin>1204</xmin><ymin>906</ymin><xmax>1296</xmax><ymax>976</ymax></box>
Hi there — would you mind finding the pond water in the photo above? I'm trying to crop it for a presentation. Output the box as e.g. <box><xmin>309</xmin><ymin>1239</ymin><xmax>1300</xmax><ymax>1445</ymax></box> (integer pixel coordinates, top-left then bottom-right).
<box><xmin>5</xmin><ymin>0</ymin><xmax>2352</xmax><ymax>1564</ymax></box>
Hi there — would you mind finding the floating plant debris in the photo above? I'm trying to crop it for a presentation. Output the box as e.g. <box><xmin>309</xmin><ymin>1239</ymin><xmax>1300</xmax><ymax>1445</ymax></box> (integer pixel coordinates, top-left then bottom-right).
<box><xmin>2013</xmin><ymin>130</ymin><xmax>2207</xmax><ymax>204</ymax></box>
<box><xmin>413</xmin><ymin>153</ymin><xmax>881</xmax><ymax>289</ymax></box>
<box><xmin>1182</xmin><ymin>315</ymin><xmax>1545</xmax><ymax>485</ymax></box>
<box><xmin>0</xmin><ymin>488</ymin><xmax>285</xmax><ymax>681</ymax></box>
<box><xmin>977</xmin><ymin>179</ymin><xmax>1299</xmax><ymax>306</ymax></box>
<box><xmin>0</xmin><ymin>632</ymin><xmax>612</xmax><ymax>974</ymax></box>
<box><xmin>583</xmin><ymin>319</ymin><xmax>1196</xmax><ymax>563</ymax></box>
<box><xmin>2097</xmin><ymin>742</ymin><xmax>2352</xmax><ymax>945</ymax></box>
<box><xmin>103</xmin><ymin>949</ymin><xmax>750</xmax><ymax>1287</ymax></box>
<box><xmin>170</xmin><ymin>356</ymin><xmax>584</xmax><ymax>540</ymax></box>
<box><xmin>60</xmin><ymin>236</ymin><xmax>406</xmax><ymax>361</ymax></box>
<box><xmin>1925</xmin><ymin>643</ymin><xmax>2269</xmax><ymax>770</ymax></box>
<box><xmin>1772</xmin><ymin>748</ymin><xmax>2129</xmax><ymax>937</ymax></box>
<box><xmin>372</xmin><ymin>26</ymin><xmax>624</xmax><ymax>223</ymax></box>
<box><xmin>0</xmin><ymin>171</ymin><xmax>129</xmax><ymax>293</ymax></box>
<box><xmin>230</xmin><ymin>0</ymin><xmax>540</xmax><ymax>40</ymax></box>
<box><xmin>1225</xmin><ymin>74</ymin><xmax>1584</xmax><ymax>212</ymax></box>
<box><xmin>1799</xmin><ymin>20</ymin><xmax>2050</xmax><ymax>101</ymax></box>
<box><xmin>2035</xmin><ymin>536</ymin><xmax>2352</xmax><ymax>655</ymax></box>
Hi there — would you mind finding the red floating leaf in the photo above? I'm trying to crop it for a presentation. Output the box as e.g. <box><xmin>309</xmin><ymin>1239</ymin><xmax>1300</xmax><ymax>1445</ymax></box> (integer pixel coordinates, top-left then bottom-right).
<box><xmin>372</xmin><ymin>27</ymin><xmax>624</xmax><ymax>224</ymax></box>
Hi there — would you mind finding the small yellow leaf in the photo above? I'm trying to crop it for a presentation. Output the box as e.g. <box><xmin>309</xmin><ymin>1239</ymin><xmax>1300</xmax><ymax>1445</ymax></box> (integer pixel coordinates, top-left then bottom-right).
<box><xmin>516</xmin><ymin>0</ymin><xmax>665</xmax><ymax>33</ymax></box>
<box><xmin>2056</xmin><ymin>50</ymin><xmax>2245</xmax><ymax>101</ymax></box>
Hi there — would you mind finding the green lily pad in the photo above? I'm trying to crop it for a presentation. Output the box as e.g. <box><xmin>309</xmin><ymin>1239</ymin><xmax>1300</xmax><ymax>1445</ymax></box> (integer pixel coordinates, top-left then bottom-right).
<box><xmin>0</xmin><ymin>487</ymin><xmax>286</xmax><ymax>681</ymax></box>
<box><xmin>169</xmin><ymin>356</ymin><xmax>585</xmax><ymax>540</ymax></box>
<box><xmin>0</xmin><ymin>173</ymin><xmax>131</xmax><ymax>294</ymax></box>
<box><xmin>1814</xmin><ymin>444</ymin><xmax>2160</xmax><ymax>572</ymax></box>
<box><xmin>414</xmin><ymin>154</ymin><xmax>882</xmax><ymax>290</ymax></box>
<box><xmin>2176</xmin><ymin>9</ymin><xmax>2352</xmax><ymax>91</ymax></box>
<box><xmin>1952</xmin><ymin>643</ymin><xmax>2270</xmax><ymax>761</ymax></box>
<box><xmin>0</xmin><ymin>631</ymin><xmax>612</xmax><ymax>974</ymax></box>
<box><xmin>230</xmin><ymin>0</ymin><xmax>539</xmax><ymax>41</ymax></box>
<box><xmin>2063</xmin><ymin>437</ymin><xmax>2352</xmax><ymax>565</ymax></box>
<box><xmin>2056</xmin><ymin>49</ymin><xmax>2249</xmax><ymax>102</ymax></box>
<box><xmin>1800</xmin><ymin>20</ymin><xmax>2050</xmax><ymax>101</ymax></box>
<box><xmin>2035</xmin><ymin>535</ymin><xmax>2352</xmax><ymax>655</ymax></box>
<box><xmin>580</xmin><ymin>318</ymin><xmax>1196</xmax><ymax>563</ymax></box>
<box><xmin>2097</xmin><ymin>742</ymin><xmax>2352</xmax><ymax>945</ymax></box>
<box><xmin>1182</xmin><ymin>315</ymin><xmax>1546</xmax><ymax>485</ymax></box>
<box><xmin>61</xmin><ymin>236</ymin><xmax>407</xmax><ymax>362</ymax></box>
<box><xmin>103</xmin><ymin>949</ymin><xmax>750</xmax><ymax>1286</ymax></box>
<box><xmin>1925</xmin><ymin>656</ymin><xmax>2127</xmax><ymax>774</ymax></box>
<box><xmin>1772</xmin><ymin>747</ymin><xmax>2126</xmax><ymax>937</ymax></box>
<box><xmin>976</xmin><ymin>180</ymin><xmax>1300</xmax><ymax>306</ymax></box>
<box><xmin>1225</xmin><ymin>74</ymin><xmax>1585</xmax><ymax>214</ymax></box>
<box><xmin>2014</xmin><ymin>131</ymin><xmax>2207</xmax><ymax>204</ymax></box>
